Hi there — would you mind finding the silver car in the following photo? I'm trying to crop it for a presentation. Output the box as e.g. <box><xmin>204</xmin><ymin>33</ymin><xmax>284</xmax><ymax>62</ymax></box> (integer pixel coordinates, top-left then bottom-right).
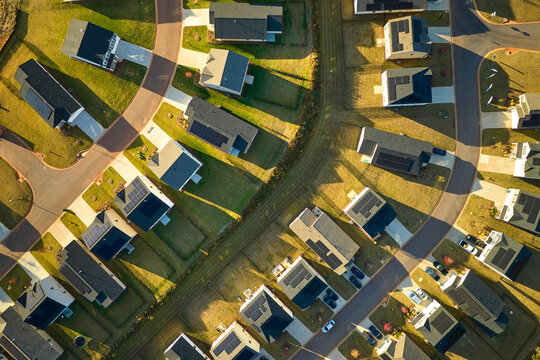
<box><xmin>407</xmin><ymin>290</ymin><xmax>422</xmax><ymax>304</ymax></box>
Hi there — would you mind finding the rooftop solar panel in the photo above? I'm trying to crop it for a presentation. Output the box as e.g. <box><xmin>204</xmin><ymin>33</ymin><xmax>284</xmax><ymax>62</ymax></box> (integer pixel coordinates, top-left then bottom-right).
<box><xmin>517</xmin><ymin>193</ymin><xmax>527</xmax><ymax>205</ymax></box>
<box><xmin>391</xmin><ymin>22</ymin><xmax>401</xmax><ymax>52</ymax></box>
<box><xmin>190</xmin><ymin>120</ymin><xmax>229</xmax><ymax>148</ymax></box>
<box><xmin>283</xmin><ymin>266</ymin><xmax>303</xmax><ymax>286</ymax></box>
<box><xmin>490</xmin><ymin>248</ymin><xmax>505</xmax><ymax>268</ymax></box>
<box><xmin>522</xmin><ymin>195</ymin><xmax>534</xmax><ymax>213</ymax></box>
<box><xmin>213</xmin><ymin>332</ymin><xmax>241</xmax><ymax>356</ymax></box>
<box><xmin>314</xmin><ymin>240</ymin><xmax>330</xmax><ymax>254</ymax></box>
<box><xmin>325</xmin><ymin>253</ymin><xmax>343</xmax><ymax>269</ymax></box>
<box><xmin>25</xmin><ymin>88</ymin><xmax>53</xmax><ymax>120</ymax></box>
<box><xmin>123</xmin><ymin>177</ymin><xmax>149</xmax><ymax>214</ymax></box>
<box><xmin>497</xmin><ymin>249</ymin><xmax>516</xmax><ymax>269</ymax></box>
<box><xmin>376</xmin><ymin>152</ymin><xmax>413</xmax><ymax>172</ymax></box>
<box><xmin>305</xmin><ymin>240</ymin><xmax>343</xmax><ymax>270</ymax></box>
<box><xmin>83</xmin><ymin>221</ymin><xmax>111</xmax><ymax>248</ymax></box>
<box><xmin>289</xmin><ymin>268</ymin><xmax>309</xmax><ymax>289</ymax></box>
<box><xmin>525</xmin><ymin>198</ymin><xmax>540</xmax><ymax>224</ymax></box>
<box><xmin>431</xmin><ymin>311</ymin><xmax>453</xmax><ymax>334</ymax></box>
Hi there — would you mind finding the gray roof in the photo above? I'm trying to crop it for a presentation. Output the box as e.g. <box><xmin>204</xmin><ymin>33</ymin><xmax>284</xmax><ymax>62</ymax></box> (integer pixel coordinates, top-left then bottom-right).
<box><xmin>148</xmin><ymin>140</ymin><xmax>202</xmax><ymax>191</ymax></box>
<box><xmin>276</xmin><ymin>257</ymin><xmax>327</xmax><ymax>309</ymax></box>
<box><xmin>414</xmin><ymin>301</ymin><xmax>463</xmax><ymax>352</ymax></box>
<box><xmin>184</xmin><ymin>97</ymin><xmax>258</xmax><ymax>154</ymax></box>
<box><xmin>499</xmin><ymin>190</ymin><xmax>540</xmax><ymax>235</ymax></box>
<box><xmin>201</xmin><ymin>49</ymin><xmax>250</xmax><ymax>95</ymax></box>
<box><xmin>355</xmin><ymin>0</ymin><xmax>427</xmax><ymax>12</ymax></box>
<box><xmin>379</xmin><ymin>334</ymin><xmax>430</xmax><ymax>360</ymax></box>
<box><xmin>383</xmin><ymin>67</ymin><xmax>432</xmax><ymax>106</ymax></box>
<box><xmin>516</xmin><ymin>142</ymin><xmax>540</xmax><ymax>178</ymax></box>
<box><xmin>164</xmin><ymin>333</ymin><xmax>210</xmax><ymax>360</ymax></box>
<box><xmin>357</xmin><ymin>127</ymin><xmax>433</xmax><ymax>176</ymax></box>
<box><xmin>386</xmin><ymin>16</ymin><xmax>431</xmax><ymax>58</ymax></box>
<box><xmin>482</xmin><ymin>232</ymin><xmax>530</xmax><ymax>279</ymax></box>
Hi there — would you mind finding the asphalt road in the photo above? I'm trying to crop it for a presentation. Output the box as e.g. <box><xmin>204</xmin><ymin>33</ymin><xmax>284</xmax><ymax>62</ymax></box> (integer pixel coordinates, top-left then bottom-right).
<box><xmin>290</xmin><ymin>1</ymin><xmax>540</xmax><ymax>359</ymax></box>
<box><xmin>0</xmin><ymin>0</ymin><xmax>182</xmax><ymax>278</ymax></box>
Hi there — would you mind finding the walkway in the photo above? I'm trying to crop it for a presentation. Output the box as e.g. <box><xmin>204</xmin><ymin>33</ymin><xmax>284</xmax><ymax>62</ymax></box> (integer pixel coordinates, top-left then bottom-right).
<box><xmin>116</xmin><ymin>40</ymin><xmax>153</xmax><ymax>67</ymax></box>
<box><xmin>477</xmin><ymin>154</ymin><xmax>515</xmax><ymax>174</ymax></box>
<box><xmin>72</xmin><ymin>110</ymin><xmax>105</xmax><ymax>141</ymax></box>
<box><xmin>481</xmin><ymin>111</ymin><xmax>512</xmax><ymax>128</ymax></box>
<box><xmin>163</xmin><ymin>85</ymin><xmax>193</xmax><ymax>112</ymax></box>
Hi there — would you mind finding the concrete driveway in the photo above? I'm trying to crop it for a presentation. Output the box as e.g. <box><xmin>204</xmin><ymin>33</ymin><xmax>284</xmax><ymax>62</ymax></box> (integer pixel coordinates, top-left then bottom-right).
<box><xmin>182</xmin><ymin>8</ymin><xmax>210</xmax><ymax>26</ymax></box>
<box><xmin>47</xmin><ymin>221</ymin><xmax>76</xmax><ymax>248</ymax></box>
<box><xmin>0</xmin><ymin>223</ymin><xmax>9</xmax><ymax>242</ymax></box>
<box><xmin>142</xmin><ymin>121</ymin><xmax>173</xmax><ymax>151</ymax></box>
<box><xmin>481</xmin><ymin>111</ymin><xmax>512</xmax><ymax>129</ymax></box>
<box><xmin>478</xmin><ymin>154</ymin><xmax>515</xmax><ymax>174</ymax></box>
<box><xmin>72</xmin><ymin>110</ymin><xmax>105</xmax><ymax>141</ymax></box>
<box><xmin>0</xmin><ymin>288</ymin><xmax>13</xmax><ymax>312</ymax></box>
<box><xmin>164</xmin><ymin>85</ymin><xmax>193</xmax><ymax>112</ymax></box>
<box><xmin>70</xmin><ymin>195</ymin><xmax>97</xmax><ymax>226</ymax></box>
<box><xmin>287</xmin><ymin>318</ymin><xmax>314</xmax><ymax>345</ymax></box>
<box><xmin>430</xmin><ymin>151</ymin><xmax>455</xmax><ymax>169</ymax></box>
<box><xmin>111</xmin><ymin>155</ymin><xmax>144</xmax><ymax>184</ymax></box>
<box><xmin>178</xmin><ymin>48</ymin><xmax>207</xmax><ymax>70</ymax></box>
<box><xmin>18</xmin><ymin>252</ymin><xmax>49</xmax><ymax>281</ymax></box>
<box><xmin>471</xmin><ymin>179</ymin><xmax>509</xmax><ymax>206</ymax></box>
<box><xmin>427</xmin><ymin>0</ymin><xmax>449</xmax><ymax>11</ymax></box>
<box><xmin>428</xmin><ymin>27</ymin><xmax>452</xmax><ymax>43</ymax></box>
<box><xmin>116</xmin><ymin>40</ymin><xmax>152</xmax><ymax>67</ymax></box>
<box><xmin>386</xmin><ymin>219</ymin><xmax>412</xmax><ymax>246</ymax></box>
<box><xmin>431</xmin><ymin>86</ymin><xmax>455</xmax><ymax>103</ymax></box>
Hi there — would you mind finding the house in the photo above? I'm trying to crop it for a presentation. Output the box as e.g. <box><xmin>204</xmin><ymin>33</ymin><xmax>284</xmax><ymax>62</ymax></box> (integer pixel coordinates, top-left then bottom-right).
<box><xmin>382</xmin><ymin>67</ymin><xmax>432</xmax><ymax>106</ymax></box>
<box><xmin>200</xmin><ymin>49</ymin><xmax>252</xmax><ymax>96</ymax></box>
<box><xmin>164</xmin><ymin>332</ymin><xmax>211</xmax><ymax>360</ymax></box>
<box><xmin>384</xmin><ymin>16</ymin><xmax>431</xmax><ymax>60</ymax></box>
<box><xmin>148</xmin><ymin>140</ymin><xmax>203</xmax><ymax>191</ymax></box>
<box><xmin>344</xmin><ymin>187</ymin><xmax>396</xmax><ymax>241</ymax></box>
<box><xmin>58</xmin><ymin>241</ymin><xmax>126</xmax><ymax>308</ymax></box>
<box><xmin>514</xmin><ymin>142</ymin><xmax>540</xmax><ymax>179</ymax></box>
<box><xmin>209</xmin><ymin>3</ymin><xmax>283</xmax><ymax>42</ymax></box>
<box><xmin>510</xmin><ymin>93</ymin><xmax>540</xmax><ymax>129</ymax></box>
<box><xmin>497</xmin><ymin>189</ymin><xmax>540</xmax><ymax>235</ymax></box>
<box><xmin>0</xmin><ymin>306</ymin><xmax>63</xmax><ymax>360</ymax></box>
<box><xmin>14</xmin><ymin>59</ymin><xmax>84</xmax><ymax>129</ymax></box>
<box><xmin>113</xmin><ymin>176</ymin><xmax>174</xmax><ymax>232</ymax></box>
<box><xmin>62</xmin><ymin>19</ymin><xmax>121</xmax><ymax>71</ymax></box>
<box><xmin>289</xmin><ymin>207</ymin><xmax>359</xmax><ymax>275</ymax></box>
<box><xmin>239</xmin><ymin>285</ymin><xmax>294</xmax><ymax>343</ymax></box>
<box><xmin>210</xmin><ymin>322</ymin><xmax>261</xmax><ymax>360</ymax></box>
<box><xmin>15</xmin><ymin>276</ymin><xmax>74</xmax><ymax>330</ymax></box>
<box><xmin>356</xmin><ymin>127</ymin><xmax>432</xmax><ymax>176</ymax></box>
<box><xmin>413</xmin><ymin>300</ymin><xmax>466</xmax><ymax>354</ymax></box>
<box><xmin>276</xmin><ymin>256</ymin><xmax>328</xmax><ymax>310</ymax></box>
<box><xmin>184</xmin><ymin>97</ymin><xmax>258</xmax><ymax>156</ymax></box>
<box><xmin>477</xmin><ymin>230</ymin><xmax>532</xmax><ymax>281</ymax></box>
<box><xmin>354</xmin><ymin>0</ymin><xmax>427</xmax><ymax>14</ymax></box>
<box><xmin>81</xmin><ymin>209</ymin><xmax>137</xmax><ymax>261</ymax></box>
<box><xmin>441</xmin><ymin>269</ymin><xmax>508</xmax><ymax>336</ymax></box>
<box><xmin>376</xmin><ymin>334</ymin><xmax>430</xmax><ymax>360</ymax></box>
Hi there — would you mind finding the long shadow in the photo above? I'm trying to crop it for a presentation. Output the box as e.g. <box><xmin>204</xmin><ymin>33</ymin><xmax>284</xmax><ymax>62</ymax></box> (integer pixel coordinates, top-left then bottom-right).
<box><xmin>239</xmin><ymin>127</ymin><xmax>288</xmax><ymax>170</ymax></box>
<box><xmin>74</xmin><ymin>0</ymin><xmax>157</xmax><ymax>24</ymax></box>
<box><xmin>0</xmin><ymin>219</ymin><xmax>42</xmax><ymax>277</ymax></box>
<box><xmin>450</xmin><ymin>0</ymin><xmax>490</xmax><ymax>37</ymax></box>
<box><xmin>141</xmin><ymin>53</ymin><xmax>177</xmax><ymax>96</ymax></box>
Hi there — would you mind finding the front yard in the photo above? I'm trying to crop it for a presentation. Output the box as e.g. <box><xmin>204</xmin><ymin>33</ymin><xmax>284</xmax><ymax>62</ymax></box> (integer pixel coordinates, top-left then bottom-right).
<box><xmin>0</xmin><ymin>157</ymin><xmax>32</xmax><ymax>229</ymax></box>
<box><xmin>481</xmin><ymin>128</ymin><xmax>540</xmax><ymax>156</ymax></box>
<box><xmin>476</xmin><ymin>0</ymin><xmax>540</xmax><ymax>23</ymax></box>
<box><xmin>0</xmin><ymin>264</ymin><xmax>31</xmax><ymax>301</ymax></box>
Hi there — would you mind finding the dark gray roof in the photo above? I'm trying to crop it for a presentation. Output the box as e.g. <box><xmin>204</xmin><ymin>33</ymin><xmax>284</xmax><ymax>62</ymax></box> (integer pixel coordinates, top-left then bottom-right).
<box><xmin>59</xmin><ymin>241</ymin><xmax>125</xmax><ymax>303</ymax></box>
<box><xmin>0</xmin><ymin>307</ymin><xmax>62</xmax><ymax>360</ymax></box>
<box><xmin>483</xmin><ymin>232</ymin><xmax>532</xmax><ymax>280</ymax></box>
<box><xmin>185</xmin><ymin>97</ymin><xmax>258</xmax><ymax>154</ymax></box>
<box><xmin>14</xmin><ymin>59</ymin><xmax>82</xmax><ymax>128</ymax></box>
<box><xmin>384</xmin><ymin>67</ymin><xmax>432</xmax><ymax>106</ymax></box>
<box><xmin>516</xmin><ymin>142</ymin><xmax>540</xmax><ymax>178</ymax></box>
<box><xmin>414</xmin><ymin>302</ymin><xmax>465</xmax><ymax>353</ymax></box>
<box><xmin>387</xmin><ymin>16</ymin><xmax>431</xmax><ymax>56</ymax></box>
<box><xmin>357</xmin><ymin>127</ymin><xmax>432</xmax><ymax>176</ymax></box>
<box><xmin>501</xmin><ymin>190</ymin><xmax>540</xmax><ymax>235</ymax></box>
<box><xmin>355</xmin><ymin>0</ymin><xmax>427</xmax><ymax>12</ymax></box>
<box><xmin>380</xmin><ymin>334</ymin><xmax>430</xmax><ymax>360</ymax></box>
<box><xmin>344</xmin><ymin>188</ymin><xmax>396</xmax><ymax>239</ymax></box>
<box><xmin>164</xmin><ymin>333</ymin><xmax>209</xmax><ymax>360</ymax></box>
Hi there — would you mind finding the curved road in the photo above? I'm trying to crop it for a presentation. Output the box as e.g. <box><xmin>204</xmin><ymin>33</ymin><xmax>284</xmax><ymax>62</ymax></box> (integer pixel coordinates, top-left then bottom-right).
<box><xmin>0</xmin><ymin>0</ymin><xmax>182</xmax><ymax>277</ymax></box>
<box><xmin>290</xmin><ymin>1</ymin><xmax>540</xmax><ymax>359</ymax></box>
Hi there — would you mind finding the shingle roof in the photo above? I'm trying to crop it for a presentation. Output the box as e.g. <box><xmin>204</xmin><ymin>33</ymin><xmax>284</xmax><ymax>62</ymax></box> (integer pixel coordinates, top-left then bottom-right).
<box><xmin>201</xmin><ymin>49</ymin><xmax>250</xmax><ymax>94</ymax></box>
<box><xmin>355</xmin><ymin>0</ymin><xmax>427</xmax><ymax>12</ymax></box>
<box><xmin>386</xmin><ymin>16</ymin><xmax>431</xmax><ymax>58</ymax></box>
<box><xmin>499</xmin><ymin>189</ymin><xmax>540</xmax><ymax>235</ymax></box>
<box><xmin>211</xmin><ymin>322</ymin><xmax>260</xmax><ymax>360</ymax></box>
<box><xmin>480</xmin><ymin>231</ymin><xmax>532</xmax><ymax>281</ymax></box>
<box><xmin>344</xmin><ymin>188</ymin><xmax>396</xmax><ymax>239</ymax></box>
<box><xmin>383</xmin><ymin>67</ymin><xmax>432</xmax><ymax>106</ymax></box>
<box><xmin>164</xmin><ymin>333</ymin><xmax>210</xmax><ymax>360</ymax></box>
<box><xmin>379</xmin><ymin>334</ymin><xmax>430</xmax><ymax>360</ymax></box>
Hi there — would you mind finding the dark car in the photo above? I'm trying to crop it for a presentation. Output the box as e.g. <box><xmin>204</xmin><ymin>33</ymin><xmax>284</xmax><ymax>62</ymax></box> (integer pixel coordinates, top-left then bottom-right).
<box><xmin>369</xmin><ymin>325</ymin><xmax>383</xmax><ymax>340</ymax></box>
<box><xmin>362</xmin><ymin>332</ymin><xmax>377</xmax><ymax>347</ymax></box>
<box><xmin>350</xmin><ymin>266</ymin><xmax>365</xmax><ymax>280</ymax></box>
<box><xmin>326</xmin><ymin>288</ymin><xmax>339</xmax><ymax>301</ymax></box>
<box><xmin>349</xmin><ymin>275</ymin><xmax>362</xmax><ymax>289</ymax></box>
<box><xmin>466</xmin><ymin>234</ymin><xmax>482</xmax><ymax>246</ymax></box>
<box><xmin>433</xmin><ymin>147</ymin><xmax>447</xmax><ymax>156</ymax></box>
<box><xmin>323</xmin><ymin>295</ymin><xmax>337</xmax><ymax>309</ymax></box>
<box><xmin>425</xmin><ymin>267</ymin><xmax>440</xmax><ymax>281</ymax></box>
<box><xmin>432</xmin><ymin>260</ymin><xmax>448</xmax><ymax>275</ymax></box>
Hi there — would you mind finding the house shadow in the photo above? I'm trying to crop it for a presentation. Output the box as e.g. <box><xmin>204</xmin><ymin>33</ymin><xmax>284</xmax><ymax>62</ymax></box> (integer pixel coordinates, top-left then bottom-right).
<box><xmin>141</xmin><ymin>53</ymin><xmax>177</xmax><ymax>96</ymax></box>
<box><xmin>478</xmin><ymin>58</ymin><xmax>512</xmax><ymax>110</ymax></box>
<box><xmin>74</xmin><ymin>0</ymin><xmax>157</xmax><ymax>24</ymax></box>
<box><xmin>96</xmin><ymin>116</ymin><xmax>139</xmax><ymax>155</ymax></box>
<box><xmin>239</xmin><ymin>127</ymin><xmax>288</xmax><ymax>170</ymax></box>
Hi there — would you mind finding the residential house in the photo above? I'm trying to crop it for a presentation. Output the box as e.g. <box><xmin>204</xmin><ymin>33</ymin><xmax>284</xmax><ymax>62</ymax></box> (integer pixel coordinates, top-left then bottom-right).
<box><xmin>14</xmin><ymin>59</ymin><xmax>84</xmax><ymax>129</ymax></box>
<box><xmin>477</xmin><ymin>230</ymin><xmax>532</xmax><ymax>281</ymax></box>
<box><xmin>382</xmin><ymin>67</ymin><xmax>432</xmax><ymax>106</ymax></box>
<box><xmin>58</xmin><ymin>241</ymin><xmax>126</xmax><ymax>307</ymax></box>
<box><xmin>211</xmin><ymin>322</ymin><xmax>261</xmax><ymax>360</ymax></box>
<box><xmin>239</xmin><ymin>285</ymin><xmax>294</xmax><ymax>343</ymax></box>
<box><xmin>441</xmin><ymin>269</ymin><xmax>508</xmax><ymax>336</ymax></box>
<box><xmin>356</xmin><ymin>127</ymin><xmax>433</xmax><ymax>176</ymax></box>
<box><xmin>62</xmin><ymin>19</ymin><xmax>121</xmax><ymax>71</ymax></box>
<box><xmin>209</xmin><ymin>3</ymin><xmax>283</xmax><ymax>42</ymax></box>
<box><xmin>15</xmin><ymin>276</ymin><xmax>74</xmax><ymax>330</ymax></box>
<box><xmin>164</xmin><ymin>333</ymin><xmax>211</xmax><ymax>360</ymax></box>
<box><xmin>514</xmin><ymin>142</ymin><xmax>540</xmax><ymax>179</ymax></box>
<box><xmin>81</xmin><ymin>209</ymin><xmax>137</xmax><ymax>261</ymax></box>
<box><xmin>148</xmin><ymin>140</ymin><xmax>203</xmax><ymax>191</ymax></box>
<box><xmin>376</xmin><ymin>333</ymin><xmax>430</xmax><ymax>360</ymax></box>
<box><xmin>113</xmin><ymin>176</ymin><xmax>174</xmax><ymax>232</ymax></box>
<box><xmin>497</xmin><ymin>189</ymin><xmax>540</xmax><ymax>235</ymax></box>
<box><xmin>276</xmin><ymin>256</ymin><xmax>328</xmax><ymax>310</ymax></box>
<box><xmin>354</xmin><ymin>0</ymin><xmax>427</xmax><ymax>15</ymax></box>
<box><xmin>200</xmin><ymin>49</ymin><xmax>252</xmax><ymax>95</ymax></box>
<box><xmin>510</xmin><ymin>93</ymin><xmax>540</xmax><ymax>129</ymax></box>
<box><xmin>0</xmin><ymin>306</ymin><xmax>63</xmax><ymax>360</ymax></box>
<box><xmin>384</xmin><ymin>16</ymin><xmax>431</xmax><ymax>60</ymax></box>
<box><xmin>289</xmin><ymin>207</ymin><xmax>359</xmax><ymax>275</ymax></box>
<box><xmin>344</xmin><ymin>187</ymin><xmax>396</xmax><ymax>241</ymax></box>
<box><xmin>184</xmin><ymin>97</ymin><xmax>258</xmax><ymax>156</ymax></box>
<box><xmin>413</xmin><ymin>300</ymin><xmax>466</xmax><ymax>354</ymax></box>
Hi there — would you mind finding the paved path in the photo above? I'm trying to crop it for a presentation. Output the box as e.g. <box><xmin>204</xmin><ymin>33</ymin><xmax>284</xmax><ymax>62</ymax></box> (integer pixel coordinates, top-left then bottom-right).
<box><xmin>182</xmin><ymin>8</ymin><xmax>209</xmax><ymax>26</ymax></box>
<box><xmin>471</xmin><ymin>179</ymin><xmax>508</xmax><ymax>206</ymax></box>
<box><xmin>429</xmin><ymin>26</ymin><xmax>452</xmax><ymax>43</ymax></box>
<box><xmin>163</xmin><ymin>85</ymin><xmax>193</xmax><ymax>112</ymax></box>
<box><xmin>72</xmin><ymin>110</ymin><xmax>105</xmax><ymax>141</ymax></box>
<box><xmin>142</xmin><ymin>121</ymin><xmax>173</xmax><ymax>151</ymax></box>
<box><xmin>481</xmin><ymin>111</ymin><xmax>512</xmax><ymax>128</ymax></box>
<box><xmin>478</xmin><ymin>153</ymin><xmax>515</xmax><ymax>174</ymax></box>
<box><xmin>116</xmin><ymin>40</ymin><xmax>153</xmax><ymax>67</ymax></box>
<box><xmin>177</xmin><ymin>47</ymin><xmax>207</xmax><ymax>70</ymax></box>
<box><xmin>432</xmin><ymin>86</ymin><xmax>455</xmax><ymax>103</ymax></box>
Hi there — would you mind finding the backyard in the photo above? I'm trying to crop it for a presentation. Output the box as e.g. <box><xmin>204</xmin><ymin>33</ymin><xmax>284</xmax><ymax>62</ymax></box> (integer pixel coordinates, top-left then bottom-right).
<box><xmin>0</xmin><ymin>264</ymin><xmax>31</xmax><ymax>301</ymax></box>
<box><xmin>0</xmin><ymin>157</ymin><xmax>32</xmax><ymax>229</ymax></box>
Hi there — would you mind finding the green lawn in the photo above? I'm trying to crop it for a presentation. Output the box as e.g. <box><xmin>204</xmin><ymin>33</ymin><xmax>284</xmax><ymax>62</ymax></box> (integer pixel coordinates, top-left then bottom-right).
<box><xmin>244</xmin><ymin>65</ymin><xmax>304</xmax><ymax>109</ymax></box>
<box><xmin>480</xmin><ymin>49</ymin><xmax>540</xmax><ymax>112</ymax></box>
<box><xmin>0</xmin><ymin>264</ymin><xmax>31</xmax><ymax>301</ymax></box>
<box><xmin>60</xmin><ymin>210</ymin><xmax>87</xmax><ymax>239</ymax></box>
<box><xmin>482</xmin><ymin>128</ymin><xmax>540</xmax><ymax>156</ymax></box>
<box><xmin>0</xmin><ymin>157</ymin><xmax>32</xmax><ymax>229</ymax></box>
<box><xmin>82</xmin><ymin>167</ymin><xmax>125</xmax><ymax>211</ymax></box>
<box><xmin>476</xmin><ymin>0</ymin><xmax>540</xmax><ymax>23</ymax></box>
<box><xmin>338</xmin><ymin>331</ymin><xmax>377</xmax><ymax>360</ymax></box>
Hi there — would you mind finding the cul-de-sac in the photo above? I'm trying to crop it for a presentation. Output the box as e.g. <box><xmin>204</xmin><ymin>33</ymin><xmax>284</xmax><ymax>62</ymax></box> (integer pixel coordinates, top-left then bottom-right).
<box><xmin>0</xmin><ymin>0</ymin><xmax>539</xmax><ymax>359</ymax></box>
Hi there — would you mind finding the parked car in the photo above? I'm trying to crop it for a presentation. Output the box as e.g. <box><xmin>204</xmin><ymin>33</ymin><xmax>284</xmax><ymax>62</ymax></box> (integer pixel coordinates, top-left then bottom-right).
<box><xmin>407</xmin><ymin>290</ymin><xmax>422</xmax><ymax>304</ymax></box>
<box><xmin>349</xmin><ymin>275</ymin><xmax>362</xmax><ymax>289</ymax></box>
<box><xmin>459</xmin><ymin>239</ymin><xmax>478</xmax><ymax>255</ymax></box>
<box><xmin>433</xmin><ymin>147</ymin><xmax>447</xmax><ymax>156</ymax></box>
<box><xmin>369</xmin><ymin>325</ymin><xmax>383</xmax><ymax>340</ymax></box>
<box><xmin>350</xmin><ymin>266</ymin><xmax>365</xmax><ymax>280</ymax></box>
<box><xmin>362</xmin><ymin>332</ymin><xmax>377</xmax><ymax>347</ymax></box>
<box><xmin>425</xmin><ymin>267</ymin><xmax>440</xmax><ymax>281</ymax></box>
<box><xmin>322</xmin><ymin>320</ymin><xmax>335</xmax><ymax>333</ymax></box>
<box><xmin>415</xmin><ymin>288</ymin><xmax>428</xmax><ymax>301</ymax></box>
<box><xmin>432</xmin><ymin>260</ymin><xmax>448</xmax><ymax>275</ymax></box>
<box><xmin>326</xmin><ymin>288</ymin><xmax>339</xmax><ymax>301</ymax></box>
<box><xmin>466</xmin><ymin>234</ymin><xmax>483</xmax><ymax>247</ymax></box>
<box><xmin>323</xmin><ymin>295</ymin><xmax>337</xmax><ymax>309</ymax></box>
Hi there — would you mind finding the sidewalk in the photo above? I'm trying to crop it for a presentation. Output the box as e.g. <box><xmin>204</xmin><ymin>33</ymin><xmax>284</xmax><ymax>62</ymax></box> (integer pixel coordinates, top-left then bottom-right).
<box><xmin>142</xmin><ymin>121</ymin><xmax>173</xmax><ymax>151</ymax></box>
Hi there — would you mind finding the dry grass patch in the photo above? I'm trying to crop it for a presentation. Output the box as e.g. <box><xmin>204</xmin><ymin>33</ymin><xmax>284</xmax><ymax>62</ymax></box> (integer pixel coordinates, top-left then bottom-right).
<box><xmin>481</xmin><ymin>128</ymin><xmax>540</xmax><ymax>156</ymax></box>
<box><xmin>344</xmin><ymin>71</ymin><xmax>383</xmax><ymax>109</ymax></box>
<box><xmin>342</xmin><ymin>20</ymin><xmax>385</xmax><ymax>67</ymax></box>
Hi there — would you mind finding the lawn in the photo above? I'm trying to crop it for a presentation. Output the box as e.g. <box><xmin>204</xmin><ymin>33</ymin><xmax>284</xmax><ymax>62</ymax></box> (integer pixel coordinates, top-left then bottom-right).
<box><xmin>476</xmin><ymin>0</ymin><xmax>540</xmax><ymax>23</ymax></box>
<box><xmin>478</xmin><ymin>171</ymin><xmax>540</xmax><ymax>195</ymax></box>
<box><xmin>338</xmin><ymin>331</ymin><xmax>377</xmax><ymax>360</ymax></box>
<box><xmin>480</xmin><ymin>49</ymin><xmax>540</xmax><ymax>112</ymax></box>
<box><xmin>481</xmin><ymin>128</ymin><xmax>540</xmax><ymax>156</ymax></box>
<box><xmin>0</xmin><ymin>157</ymin><xmax>32</xmax><ymax>229</ymax></box>
<box><xmin>0</xmin><ymin>264</ymin><xmax>31</xmax><ymax>301</ymax></box>
<box><xmin>82</xmin><ymin>167</ymin><xmax>125</xmax><ymax>211</ymax></box>
<box><xmin>60</xmin><ymin>210</ymin><xmax>87</xmax><ymax>239</ymax></box>
<box><xmin>342</xmin><ymin>20</ymin><xmax>385</xmax><ymax>68</ymax></box>
<box><xmin>0</xmin><ymin>0</ymin><xmax>154</xmax><ymax>167</ymax></box>
<box><xmin>243</xmin><ymin>65</ymin><xmax>304</xmax><ymax>109</ymax></box>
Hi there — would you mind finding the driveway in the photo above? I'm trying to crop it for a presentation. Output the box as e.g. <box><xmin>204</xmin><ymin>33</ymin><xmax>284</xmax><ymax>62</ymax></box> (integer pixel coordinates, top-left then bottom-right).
<box><xmin>427</xmin><ymin>0</ymin><xmax>449</xmax><ymax>11</ymax></box>
<box><xmin>73</xmin><ymin>110</ymin><xmax>105</xmax><ymax>142</ymax></box>
<box><xmin>70</xmin><ymin>195</ymin><xmax>97</xmax><ymax>226</ymax></box>
<box><xmin>430</xmin><ymin>151</ymin><xmax>455</xmax><ymax>169</ymax></box>
<box><xmin>18</xmin><ymin>252</ymin><xmax>49</xmax><ymax>281</ymax></box>
<box><xmin>471</xmin><ymin>179</ymin><xmax>508</xmax><ymax>206</ymax></box>
<box><xmin>287</xmin><ymin>318</ymin><xmax>314</xmax><ymax>345</ymax></box>
<box><xmin>163</xmin><ymin>85</ymin><xmax>193</xmax><ymax>112</ymax></box>
<box><xmin>431</xmin><ymin>86</ymin><xmax>455</xmax><ymax>103</ymax></box>
<box><xmin>142</xmin><ymin>121</ymin><xmax>173</xmax><ymax>151</ymax></box>
<box><xmin>327</xmin><ymin>349</ymin><xmax>347</xmax><ymax>360</ymax></box>
<box><xmin>111</xmin><ymin>155</ymin><xmax>144</xmax><ymax>184</ymax></box>
<box><xmin>481</xmin><ymin>111</ymin><xmax>512</xmax><ymax>129</ymax></box>
<box><xmin>182</xmin><ymin>8</ymin><xmax>210</xmax><ymax>26</ymax></box>
<box><xmin>116</xmin><ymin>40</ymin><xmax>152</xmax><ymax>67</ymax></box>
<box><xmin>178</xmin><ymin>48</ymin><xmax>207</xmax><ymax>70</ymax></box>
<box><xmin>428</xmin><ymin>27</ymin><xmax>452</xmax><ymax>43</ymax></box>
<box><xmin>386</xmin><ymin>219</ymin><xmax>412</xmax><ymax>246</ymax></box>
<box><xmin>47</xmin><ymin>221</ymin><xmax>75</xmax><ymax>248</ymax></box>
<box><xmin>0</xmin><ymin>222</ymin><xmax>9</xmax><ymax>242</ymax></box>
<box><xmin>0</xmin><ymin>288</ymin><xmax>13</xmax><ymax>312</ymax></box>
<box><xmin>478</xmin><ymin>154</ymin><xmax>515</xmax><ymax>174</ymax></box>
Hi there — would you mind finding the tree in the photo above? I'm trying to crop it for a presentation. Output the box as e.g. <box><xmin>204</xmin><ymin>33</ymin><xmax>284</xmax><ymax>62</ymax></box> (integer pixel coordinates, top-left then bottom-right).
<box><xmin>350</xmin><ymin>348</ymin><xmax>359</xmax><ymax>359</ymax></box>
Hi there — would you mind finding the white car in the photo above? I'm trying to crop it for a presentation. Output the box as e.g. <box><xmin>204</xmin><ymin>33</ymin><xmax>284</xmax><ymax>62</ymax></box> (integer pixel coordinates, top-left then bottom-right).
<box><xmin>407</xmin><ymin>290</ymin><xmax>422</xmax><ymax>304</ymax></box>
<box><xmin>459</xmin><ymin>240</ymin><xmax>478</xmax><ymax>255</ymax></box>
<box><xmin>322</xmin><ymin>320</ymin><xmax>335</xmax><ymax>333</ymax></box>
<box><xmin>415</xmin><ymin>288</ymin><xmax>428</xmax><ymax>301</ymax></box>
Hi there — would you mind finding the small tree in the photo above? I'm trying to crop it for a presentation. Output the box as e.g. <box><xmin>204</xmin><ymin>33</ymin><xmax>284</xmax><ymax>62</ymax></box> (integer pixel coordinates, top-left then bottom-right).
<box><xmin>350</xmin><ymin>348</ymin><xmax>359</xmax><ymax>359</ymax></box>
